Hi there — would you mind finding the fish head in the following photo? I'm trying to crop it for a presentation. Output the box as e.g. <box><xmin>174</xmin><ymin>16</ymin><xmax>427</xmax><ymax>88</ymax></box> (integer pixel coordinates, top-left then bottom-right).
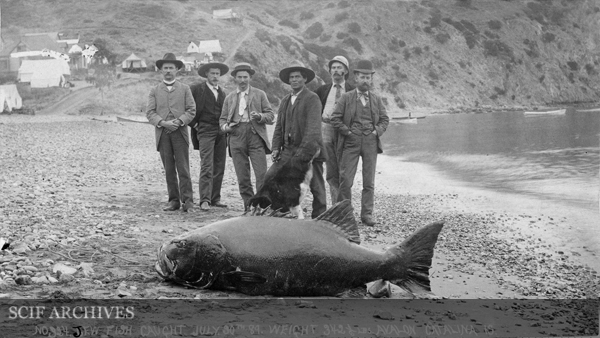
<box><xmin>155</xmin><ymin>233</ymin><xmax>229</xmax><ymax>288</ymax></box>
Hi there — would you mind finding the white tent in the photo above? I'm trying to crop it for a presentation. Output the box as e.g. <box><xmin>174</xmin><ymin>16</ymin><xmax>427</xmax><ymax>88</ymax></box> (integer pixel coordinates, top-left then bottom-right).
<box><xmin>121</xmin><ymin>53</ymin><xmax>147</xmax><ymax>71</ymax></box>
<box><xmin>0</xmin><ymin>84</ymin><xmax>23</xmax><ymax>113</ymax></box>
<box><xmin>18</xmin><ymin>59</ymin><xmax>70</xmax><ymax>88</ymax></box>
<box><xmin>212</xmin><ymin>9</ymin><xmax>237</xmax><ymax>20</ymax></box>
<box><xmin>197</xmin><ymin>40</ymin><xmax>222</xmax><ymax>54</ymax></box>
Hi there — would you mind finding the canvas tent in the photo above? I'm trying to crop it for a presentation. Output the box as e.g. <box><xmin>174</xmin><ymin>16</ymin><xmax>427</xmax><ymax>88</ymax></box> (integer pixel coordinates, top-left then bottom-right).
<box><xmin>121</xmin><ymin>53</ymin><xmax>147</xmax><ymax>72</ymax></box>
<box><xmin>18</xmin><ymin>59</ymin><xmax>70</xmax><ymax>88</ymax></box>
<box><xmin>212</xmin><ymin>9</ymin><xmax>239</xmax><ymax>20</ymax></box>
<box><xmin>197</xmin><ymin>40</ymin><xmax>222</xmax><ymax>54</ymax></box>
<box><xmin>0</xmin><ymin>84</ymin><xmax>23</xmax><ymax>113</ymax></box>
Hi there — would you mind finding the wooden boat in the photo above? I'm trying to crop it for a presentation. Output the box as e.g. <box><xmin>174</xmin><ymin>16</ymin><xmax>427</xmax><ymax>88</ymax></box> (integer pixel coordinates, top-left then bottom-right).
<box><xmin>117</xmin><ymin>116</ymin><xmax>151</xmax><ymax>124</ymax></box>
<box><xmin>523</xmin><ymin>109</ymin><xmax>566</xmax><ymax>116</ymax></box>
<box><xmin>391</xmin><ymin>112</ymin><xmax>425</xmax><ymax>123</ymax></box>
<box><xmin>576</xmin><ymin>108</ymin><xmax>600</xmax><ymax>112</ymax></box>
<box><xmin>397</xmin><ymin>118</ymin><xmax>418</xmax><ymax>124</ymax></box>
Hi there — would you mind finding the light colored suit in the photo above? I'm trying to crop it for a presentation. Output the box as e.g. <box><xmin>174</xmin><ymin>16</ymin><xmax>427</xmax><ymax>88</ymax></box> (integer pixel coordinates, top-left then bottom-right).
<box><xmin>220</xmin><ymin>85</ymin><xmax>274</xmax><ymax>208</ymax></box>
<box><xmin>220</xmin><ymin>85</ymin><xmax>274</xmax><ymax>153</ymax></box>
<box><xmin>146</xmin><ymin>81</ymin><xmax>196</xmax><ymax>150</ymax></box>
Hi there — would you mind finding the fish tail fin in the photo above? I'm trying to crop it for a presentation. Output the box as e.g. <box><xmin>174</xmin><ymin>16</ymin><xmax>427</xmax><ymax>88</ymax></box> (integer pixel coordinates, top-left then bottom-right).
<box><xmin>383</xmin><ymin>221</ymin><xmax>444</xmax><ymax>294</ymax></box>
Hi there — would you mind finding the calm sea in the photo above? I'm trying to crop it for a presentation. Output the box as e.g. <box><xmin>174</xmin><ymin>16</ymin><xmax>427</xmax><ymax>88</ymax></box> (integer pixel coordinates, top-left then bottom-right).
<box><xmin>382</xmin><ymin>110</ymin><xmax>600</xmax><ymax>210</ymax></box>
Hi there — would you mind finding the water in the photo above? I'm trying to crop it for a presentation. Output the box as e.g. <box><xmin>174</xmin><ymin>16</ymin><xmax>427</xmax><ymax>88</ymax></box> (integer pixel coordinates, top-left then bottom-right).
<box><xmin>382</xmin><ymin>111</ymin><xmax>600</xmax><ymax>209</ymax></box>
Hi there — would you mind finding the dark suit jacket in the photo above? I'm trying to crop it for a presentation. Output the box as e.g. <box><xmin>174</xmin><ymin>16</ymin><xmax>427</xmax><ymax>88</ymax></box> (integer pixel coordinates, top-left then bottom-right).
<box><xmin>220</xmin><ymin>85</ymin><xmax>275</xmax><ymax>154</ymax></box>
<box><xmin>188</xmin><ymin>81</ymin><xmax>226</xmax><ymax>150</ymax></box>
<box><xmin>313</xmin><ymin>82</ymin><xmax>355</xmax><ymax>114</ymax></box>
<box><xmin>146</xmin><ymin>81</ymin><xmax>196</xmax><ymax>151</ymax></box>
<box><xmin>272</xmin><ymin>87</ymin><xmax>326</xmax><ymax>162</ymax></box>
<box><xmin>330</xmin><ymin>89</ymin><xmax>390</xmax><ymax>156</ymax></box>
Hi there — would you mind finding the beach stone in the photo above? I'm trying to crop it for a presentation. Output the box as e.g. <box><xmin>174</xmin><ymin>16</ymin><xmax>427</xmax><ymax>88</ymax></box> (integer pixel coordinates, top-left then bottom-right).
<box><xmin>15</xmin><ymin>275</ymin><xmax>32</xmax><ymax>285</ymax></box>
<box><xmin>10</xmin><ymin>242</ymin><xmax>29</xmax><ymax>254</ymax></box>
<box><xmin>47</xmin><ymin>276</ymin><xmax>58</xmax><ymax>284</ymax></box>
<box><xmin>53</xmin><ymin>263</ymin><xmax>77</xmax><ymax>276</ymax></box>
<box><xmin>59</xmin><ymin>274</ymin><xmax>75</xmax><ymax>282</ymax></box>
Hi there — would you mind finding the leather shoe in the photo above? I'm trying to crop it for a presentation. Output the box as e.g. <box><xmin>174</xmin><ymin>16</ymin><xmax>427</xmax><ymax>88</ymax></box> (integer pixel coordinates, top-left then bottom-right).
<box><xmin>200</xmin><ymin>202</ymin><xmax>210</xmax><ymax>211</ymax></box>
<box><xmin>361</xmin><ymin>217</ymin><xmax>376</xmax><ymax>227</ymax></box>
<box><xmin>182</xmin><ymin>202</ymin><xmax>194</xmax><ymax>212</ymax></box>
<box><xmin>212</xmin><ymin>201</ymin><xmax>228</xmax><ymax>208</ymax></box>
<box><xmin>163</xmin><ymin>203</ymin><xmax>180</xmax><ymax>211</ymax></box>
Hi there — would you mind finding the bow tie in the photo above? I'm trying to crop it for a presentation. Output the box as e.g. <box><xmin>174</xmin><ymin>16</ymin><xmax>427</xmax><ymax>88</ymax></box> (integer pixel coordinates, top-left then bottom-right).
<box><xmin>164</xmin><ymin>82</ymin><xmax>175</xmax><ymax>86</ymax></box>
<box><xmin>212</xmin><ymin>86</ymin><xmax>219</xmax><ymax>91</ymax></box>
<box><xmin>358</xmin><ymin>91</ymin><xmax>369</xmax><ymax>100</ymax></box>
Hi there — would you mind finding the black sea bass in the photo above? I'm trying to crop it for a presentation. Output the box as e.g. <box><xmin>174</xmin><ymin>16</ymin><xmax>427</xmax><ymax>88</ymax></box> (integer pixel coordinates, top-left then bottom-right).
<box><xmin>155</xmin><ymin>201</ymin><xmax>444</xmax><ymax>296</ymax></box>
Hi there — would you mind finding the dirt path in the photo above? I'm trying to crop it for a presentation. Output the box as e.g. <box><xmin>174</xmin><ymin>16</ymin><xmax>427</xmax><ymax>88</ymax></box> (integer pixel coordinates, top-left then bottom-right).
<box><xmin>224</xmin><ymin>28</ymin><xmax>255</xmax><ymax>65</ymax></box>
<box><xmin>36</xmin><ymin>86</ymin><xmax>97</xmax><ymax>115</ymax></box>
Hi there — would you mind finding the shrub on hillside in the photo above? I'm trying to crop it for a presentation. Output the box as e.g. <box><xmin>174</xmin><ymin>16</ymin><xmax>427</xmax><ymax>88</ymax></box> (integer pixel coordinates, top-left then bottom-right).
<box><xmin>300</xmin><ymin>11</ymin><xmax>315</xmax><ymax>20</ymax></box>
<box><xmin>348</xmin><ymin>22</ymin><xmax>361</xmax><ymax>34</ymax></box>
<box><xmin>279</xmin><ymin>19</ymin><xmax>299</xmax><ymax>29</ymax></box>
<box><xmin>334</xmin><ymin>12</ymin><xmax>349</xmax><ymax>23</ymax></box>
<box><xmin>482</xmin><ymin>39</ymin><xmax>515</xmax><ymax>62</ymax></box>
<box><xmin>338</xmin><ymin>0</ymin><xmax>350</xmax><ymax>8</ymax></box>
<box><xmin>488</xmin><ymin>20</ymin><xmax>502</xmax><ymax>30</ymax></box>
<box><xmin>305</xmin><ymin>22</ymin><xmax>324</xmax><ymax>39</ymax></box>
<box><xmin>429</xmin><ymin>10</ymin><xmax>442</xmax><ymax>28</ymax></box>
<box><xmin>343</xmin><ymin>37</ymin><xmax>362</xmax><ymax>53</ymax></box>
<box><xmin>435</xmin><ymin>33</ymin><xmax>451</xmax><ymax>44</ymax></box>
<box><xmin>256</xmin><ymin>29</ymin><xmax>277</xmax><ymax>46</ymax></box>
<box><xmin>304</xmin><ymin>43</ymin><xmax>348</xmax><ymax>60</ymax></box>
<box><xmin>403</xmin><ymin>50</ymin><xmax>411</xmax><ymax>60</ymax></box>
<box><xmin>277</xmin><ymin>35</ymin><xmax>295</xmax><ymax>52</ymax></box>
<box><xmin>394</xmin><ymin>96</ymin><xmax>406</xmax><ymax>108</ymax></box>
<box><xmin>234</xmin><ymin>51</ymin><xmax>259</xmax><ymax>65</ymax></box>
<box><xmin>412</xmin><ymin>47</ymin><xmax>423</xmax><ymax>56</ymax></box>
<box><xmin>249</xmin><ymin>13</ymin><xmax>273</xmax><ymax>28</ymax></box>
<box><xmin>566</xmin><ymin>61</ymin><xmax>579</xmax><ymax>71</ymax></box>
<box><xmin>484</xmin><ymin>30</ymin><xmax>499</xmax><ymax>39</ymax></box>
<box><xmin>541</xmin><ymin>32</ymin><xmax>555</xmax><ymax>43</ymax></box>
<box><xmin>320</xmin><ymin>34</ymin><xmax>332</xmax><ymax>42</ymax></box>
<box><xmin>585</xmin><ymin>64</ymin><xmax>597</xmax><ymax>76</ymax></box>
<box><xmin>428</xmin><ymin>70</ymin><xmax>439</xmax><ymax>81</ymax></box>
<box><xmin>336</xmin><ymin>32</ymin><xmax>349</xmax><ymax>39</ymax></box>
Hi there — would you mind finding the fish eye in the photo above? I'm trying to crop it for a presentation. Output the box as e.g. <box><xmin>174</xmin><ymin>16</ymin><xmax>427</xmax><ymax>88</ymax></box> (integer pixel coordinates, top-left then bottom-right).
<box><xmin>176</xmin><ymin>240</ymin><xmax>187</xmax><ymax>248</ymax></box>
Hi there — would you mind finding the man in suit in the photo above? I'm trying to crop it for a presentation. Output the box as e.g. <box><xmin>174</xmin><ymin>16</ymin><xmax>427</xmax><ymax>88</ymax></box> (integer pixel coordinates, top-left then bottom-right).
<box><xmin>146</xmin><ymin>53</ymin><xmax>196</xmax><ymax>212</ymax></box>
<box><xmin>220</xmin><ymin>63</ymin><xmax>274</xmax><ymax>210</ymax></box>
<box><xmin>272</xmin><ymin>61</ymin><xmax>327</xmax><ymax>219</ymax></box>
<box><xmin>188</xmin><ymin>62</ymin><xmax>229</xmax><ymax>211</ymax></box>
<box><xmin>330</xmin><ymin>60</ymin><xmax>389</xmax><ymax>226</ymax></box>
<box><xmin>313</xmin><ymin>55</ymin><xmax>354</xmax><ymax>204</ymax></box>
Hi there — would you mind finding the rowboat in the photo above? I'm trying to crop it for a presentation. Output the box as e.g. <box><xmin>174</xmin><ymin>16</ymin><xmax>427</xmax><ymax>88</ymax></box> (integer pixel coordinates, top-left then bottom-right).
<box><xmin>576</xmin><ymin>108</ymin><xmax>600</xmax><ymax>112</ymax></box>
<box><xmin>397</xmin><ymin>118</ymin><xmax>418</xmax><ymax>124</ymax></box>
<box><xmin>523</xmin><ymin>109</ymin><xmax>566</xmax><ymax>116</ymax></box>
<box><xmin>117</xmin><ymin>116</ymin><xmax>151</xmax><ymax>124</ymax></box>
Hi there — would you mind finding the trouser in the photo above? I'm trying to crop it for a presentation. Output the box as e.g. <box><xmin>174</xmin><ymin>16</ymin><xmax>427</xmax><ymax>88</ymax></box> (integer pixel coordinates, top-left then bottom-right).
<box><xmin>279</xmin><ymin>147</ymin><xmax>327</xmax><ymax>219</ymax></box>
<box><xmin>338</xmin><ymin>132</ymin><xmax>378</xmax><ymax>219</ymax></box>
<box><xmin>229</xmin><ymin>123</ymin><xmax>267</xmax><ymax>208</ymax></box>
<box><xmin>322</xmin><ymin>122</ymin><xmax>339</xmax><ymax>203</ymax></box>
<box><xmin>197</xmin><ymin>127</ymin><xmax>227</xmax><ymax>205</ymax></box>
<box><xmin>158</xmin><ymin>130</ymin><xmax>193</xmax><ymax>205</ymax></box>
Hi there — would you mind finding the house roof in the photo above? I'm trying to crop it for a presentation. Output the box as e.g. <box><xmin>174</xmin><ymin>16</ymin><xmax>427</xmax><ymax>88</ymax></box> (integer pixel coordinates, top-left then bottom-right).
<box><xmin>18</xmin><ymin>34</ymin><xmax>63</xmax><ymax>53</ymax></box>
<box><xmin>0</xmin><ymin>40</ymin><xmax>20</xmax><ymax>57</ymax></box>
<box><xmin>197</xmin><ymin>40</ymin><xmax>221</xmax><ymax>53</ymax></box>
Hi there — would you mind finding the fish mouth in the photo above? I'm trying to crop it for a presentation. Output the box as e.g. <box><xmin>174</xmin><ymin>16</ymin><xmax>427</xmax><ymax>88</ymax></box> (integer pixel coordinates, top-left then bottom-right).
<box><xmin>155</xmin><ymin>244</ymin><xmax>177</xmax><ymax>279</ymax></box>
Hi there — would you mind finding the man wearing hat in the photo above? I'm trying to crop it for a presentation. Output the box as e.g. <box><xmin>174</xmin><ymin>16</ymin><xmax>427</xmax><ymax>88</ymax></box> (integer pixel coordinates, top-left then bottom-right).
<box><xmin>146</xmin><ymin>53</ymin><xmax>196</xmax><ymax>212</ymax></box>
<box><xmin>313</xmin><ymin>55</ymin><xmax>355</xmax><ymax>204</ymax></box>
<box><xmin>188</xmin><ymin>62</ymin><xmax>229</xmax><ymax>211</ymax></box>
<box><xmin>220</xmin><ymin>63</ymin><xmax>274</xmax><ymax>210</ymax></box>
<box><xmin>272</xmin><ymin>61</ymin><xmax>327</xmax><ymax>219</ymax></box>
<box><xmin>330</xmin><ymin>59</ymin><xmax>389</xmax><ymax>226</ymax></box>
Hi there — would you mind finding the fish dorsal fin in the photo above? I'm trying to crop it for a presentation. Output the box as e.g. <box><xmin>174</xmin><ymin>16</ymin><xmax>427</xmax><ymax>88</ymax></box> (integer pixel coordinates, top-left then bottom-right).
<box><xmin>315</xmin><ymin>200</ymin><xmax>360</xmax><ymax>244</ymax></box>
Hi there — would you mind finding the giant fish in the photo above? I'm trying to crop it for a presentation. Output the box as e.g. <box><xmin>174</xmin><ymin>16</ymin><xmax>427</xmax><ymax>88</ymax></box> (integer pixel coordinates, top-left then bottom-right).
<box><xmin>155</xmin><ymin>200</ymin><xmax>444</xmax><ymax>296</ymax></box>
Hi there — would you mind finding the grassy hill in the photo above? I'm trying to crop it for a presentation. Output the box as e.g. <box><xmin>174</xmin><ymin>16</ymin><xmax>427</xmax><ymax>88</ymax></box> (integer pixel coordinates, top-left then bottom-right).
<box><xmin>3</xmin><ymin>0</ymin><xmax>600</xmax><ymax>114</ymax></box>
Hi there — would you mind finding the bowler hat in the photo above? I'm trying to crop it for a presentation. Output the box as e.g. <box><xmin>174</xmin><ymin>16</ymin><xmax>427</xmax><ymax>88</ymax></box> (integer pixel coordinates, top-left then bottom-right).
<box><xmin>353</xmin><ymin>59</ymin><xmax>375</xmax><ymax>74</ymax></box>
<box><xmin>279</xmin><ymin>60</ymin><xmax>315</xmax><ymax>85</ymax></box>
<box><xmin>231</xmin><ymin>62</ymin><xmax>256</xmax><ymax>77</ymax></box>
<box><xmin>328</xmin><ymin>55</ymin><xmax>350</xmax><ymax>80</ymax></box>
<box><xmin>156</xmin><ymin>53</ymin><xmax>184</xmax><ymax>70</ymax></box>
<box><xmin>197</xmin><ymin>62</ymin><xmax>229</xmax><ymax>77</ymax></box>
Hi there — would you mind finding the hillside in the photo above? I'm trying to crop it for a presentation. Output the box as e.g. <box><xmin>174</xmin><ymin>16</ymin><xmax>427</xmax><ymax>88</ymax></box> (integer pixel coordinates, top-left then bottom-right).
<box><xmin>3</xmin><ymin>0</ymin><xmax>600</xmax><ymax>114</ymax></box>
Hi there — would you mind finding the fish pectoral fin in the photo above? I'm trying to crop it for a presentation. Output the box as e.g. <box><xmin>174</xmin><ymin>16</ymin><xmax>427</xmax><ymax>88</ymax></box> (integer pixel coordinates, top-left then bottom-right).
<box><xmin>222</xmin><ymin>271</ymin><xmax>267</xmax><ymax>284</ymax></box>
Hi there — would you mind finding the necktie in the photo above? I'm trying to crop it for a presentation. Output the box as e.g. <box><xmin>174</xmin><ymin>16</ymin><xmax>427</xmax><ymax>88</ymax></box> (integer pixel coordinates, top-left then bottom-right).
<box><xmin>334</xmin><ymin>84</ymin><xmax>341</xmax><ymax>103</ymax></box>
<box><xmin>238</xmin><ymin>92</ymin><xmax>246</xmax><ymax>116</ymax></box>
<box><xmin>358</xmin><ymin>91</ymin><xmax>369</xmax><ymax>105</ymax></box>
<box><xmin>212</xmin><ymin>86</ymin><xmax>219</xmax><ymax>100</ymax></box>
